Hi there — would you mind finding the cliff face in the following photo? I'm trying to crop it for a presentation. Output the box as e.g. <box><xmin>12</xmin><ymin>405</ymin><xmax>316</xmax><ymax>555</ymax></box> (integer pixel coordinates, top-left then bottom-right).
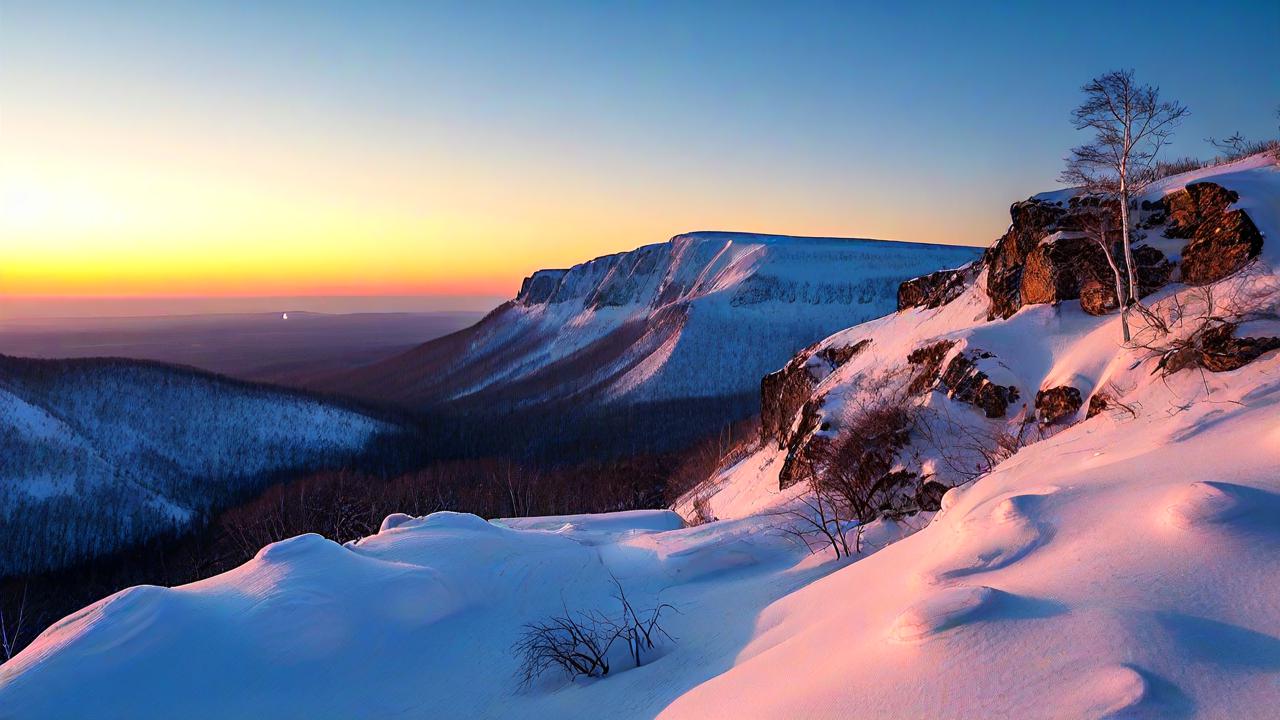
<box><xmin>320</xmin><ymin>232</ymin><xmax>980</xmax><ymax>411</ymax></box>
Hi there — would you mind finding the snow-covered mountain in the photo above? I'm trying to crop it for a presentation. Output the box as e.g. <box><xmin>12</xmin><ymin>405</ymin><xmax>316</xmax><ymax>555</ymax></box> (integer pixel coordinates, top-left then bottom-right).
<box><xmin>319</xmin><ymin>232</ymin><xmax>981</xmax><ymax>409</ymax></box>
<box><xmin>3</xmin><ymin>155</ymin><xmax>1278</xmax><ymax>719</ymax></box>
<box><xmin>0</xmin><ymin>356</ymin><xmax>397</xmax><ymax>575</ymax></box>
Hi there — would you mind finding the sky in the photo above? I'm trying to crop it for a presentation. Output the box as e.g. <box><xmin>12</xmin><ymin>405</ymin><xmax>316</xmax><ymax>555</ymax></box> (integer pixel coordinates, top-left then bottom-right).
<box><xmin>1</xmin><ymin>0</ymin><xmax>1278</xmax><ymax>317</ymax></box>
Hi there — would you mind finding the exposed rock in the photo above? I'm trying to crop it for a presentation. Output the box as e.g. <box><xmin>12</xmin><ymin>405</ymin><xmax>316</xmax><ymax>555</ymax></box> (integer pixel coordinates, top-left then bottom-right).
<box><xmin>778</xmin><ymin>396</ymin><xmax>829</xmax><ymax>490</ymax></box>
<box><xmin>909</xmin><ymin>342</ymin><xmax>1020</xmax><ymax>418</ymax></box>
<box><xmin>761</xmin><ymin>340</ymin><xmax>871</xmax><ymax>446</ymax></box>
<box><xmin>983</xmin><ymin>194</ymin><xmax>1179</xmax><ymax>318</ymax></box>
<box><xmin>907</xmin><ymin>340</ymin><xmax>957</xmax><ymax>396</ymax></box>
<box><xmin>1158</xmin><ymin>322</ymin><xmax>1280</xmax><ymax>375</ymax></box>
<box><xmin>1078</xmin><ymin>244</ymin><xmax>1175</xmax><ymax>316</ymax></box>
<box><xmin>985</xmin><ymin>199</ymin><xmax>1073</xmax><ymax>319</ymax></box>
<box><xmin>1132</xmin><ymin>245</ymin><xmax>1177</xmax><ymax>296</ymax></box>
<box><xmin>818</xmin><ymin>339</ymin><xmax>872</xmax><ymax>368</ymax></box>
<box><xmin>898</xmin><ymin>264</ymin><xmax>975</xmax><ymax>311</ymax></box>
<box><xmin>915</xmin><ymin>480</ymin><xmax>951</xmax><ymax>512</ymax></box>
<box><xmin>1079</xmin><ymin>278</ymin><xmax>1121</xmax><ymax>316</ymax></box>
<box><xmin>1035</xmin><ymin>386</ymin><xmax>1083</xmax><ymax>425</ymax></box>
<box><xmin>1086</xmin><ymin>393</ymin><xmax>1111</xmax><ymax>419</ymax></box>
<box><xmin>1019</xmin><ymin>235</ymin><xmax>1110</xmax><ymax>307</ymax></box>
<box><xmin>516</xmin><ymin>269</ymin><xmax>568</xmax><ymax>305</ymax></box>
<box><xmin>939</xmin><ymin>352</ymin><xmax>1020</xmax><ymax>418</ymax></box>
<box><xmin>760</xmin><ymin>344</ymin><xmax>822</xmax><ymax>446</ymax></box>
<box><xmin>1162</xmin><ymin>182</ymin><xmax>1264</xmax><ymax>285</ymax></box>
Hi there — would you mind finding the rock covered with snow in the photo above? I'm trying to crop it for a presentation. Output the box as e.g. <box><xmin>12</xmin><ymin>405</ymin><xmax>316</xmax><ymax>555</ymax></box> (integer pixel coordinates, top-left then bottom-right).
<box><xmin>1163</xmin><ymin>181</ymin><xmax>1265</xmax><ymax>285</ymax></box>
<box><xmin>711</xmin><ymin>152</ymin><xmax>1280</xmax><ymax>514</ymax></box>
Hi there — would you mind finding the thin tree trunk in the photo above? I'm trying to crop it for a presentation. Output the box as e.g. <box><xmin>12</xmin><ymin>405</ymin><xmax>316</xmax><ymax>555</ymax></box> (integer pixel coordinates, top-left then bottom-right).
<box><xmin>1096</xmin><ymin>220</ymin><xmax>1131</xmax><ymax>343</ymax></box>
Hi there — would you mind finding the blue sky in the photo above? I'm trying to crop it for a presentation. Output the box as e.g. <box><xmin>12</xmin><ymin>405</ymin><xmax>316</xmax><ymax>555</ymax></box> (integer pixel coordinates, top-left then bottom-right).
<box><xmin>2</xmin><ymin>0</ymin><xmax>1277</xmax><ymax>312</ymax></box>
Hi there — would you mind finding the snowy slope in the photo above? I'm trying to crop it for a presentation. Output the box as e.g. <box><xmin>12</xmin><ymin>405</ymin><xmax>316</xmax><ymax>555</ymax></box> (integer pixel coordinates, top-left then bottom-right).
<box><xmin>0</xmin><ymin>356</ymin><xmax>397</xmax><ymax>575</ymax></box>
<box><xmin>2</xmin><ymin>158</ymin><xmax>1278</xmax><ymax>719</ymax></box>
<box><xmin>319</xmin><ymin>232</ymin><xmax>980</xmax><ymax>409</ymax></box>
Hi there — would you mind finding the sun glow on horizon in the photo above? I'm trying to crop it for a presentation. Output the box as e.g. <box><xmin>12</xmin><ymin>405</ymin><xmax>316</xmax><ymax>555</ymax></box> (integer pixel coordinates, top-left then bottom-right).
<box><xmin>4</xmin><ymin>1</ymin><xmax>1273</xmax><ymax>314</ymax></box>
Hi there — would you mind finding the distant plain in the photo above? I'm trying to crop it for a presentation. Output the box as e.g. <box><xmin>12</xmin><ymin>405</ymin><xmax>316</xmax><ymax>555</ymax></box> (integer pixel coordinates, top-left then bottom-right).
<box><xmin>0</xmin><ymin>311</ymin><xmax>485</xmax><ymax>387</ymax></box>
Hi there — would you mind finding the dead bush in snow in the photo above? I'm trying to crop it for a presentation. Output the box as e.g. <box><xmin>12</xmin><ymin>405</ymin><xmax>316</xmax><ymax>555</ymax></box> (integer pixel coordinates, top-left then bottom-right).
<box><xmin>687</xmin><ymin>494</ymin><xmax>716</xmax><ymax>526</ymax></box>
<box><xmin>778</xmin><ymin>396</ymin><xmax>920</xmax><ymax>558</ymax></box>
<box><xmin>514</xmin><ymin>607</ymin><xmax>617</xmax><ymax>686</ymax></box>
<box><xmin>775</xmin><ymin>483</ymin><xmax>857</xmax><ymax>559</ymax></box>
<box><xmin>609</xmin><ymin>578</ymin><xmax>677</xmax><ymax>670</ymax></box>
<box><xmin>1130</xmin><ymin>272</ymin><xmax>1280</xmax><ymax>381</ymax></box>
<box><xmin>514</xmin><ymin>579</ymin><xmax>675</xmax><ymax>688</ymax></box>
<box><xmin>913</xmin><ymin>404</ymin><xmax>1038</xmax><ymax>487</ymax></box>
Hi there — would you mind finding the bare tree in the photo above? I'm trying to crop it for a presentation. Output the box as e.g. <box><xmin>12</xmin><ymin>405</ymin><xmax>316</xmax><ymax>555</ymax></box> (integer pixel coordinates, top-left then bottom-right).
<box><xmin>1077</xmin><ymin>205</ymin><xmax>1133</xmax><ymax>341</ymax></box>
<box><xmin>1</xmin><ymin>583</ymin><xmax>30</xmax><ymax>661</ymax></box>
<box><xmin>1062</xmin><ymin>69</ymin><xmax>1188</xmax><ymax>340</ymax></box>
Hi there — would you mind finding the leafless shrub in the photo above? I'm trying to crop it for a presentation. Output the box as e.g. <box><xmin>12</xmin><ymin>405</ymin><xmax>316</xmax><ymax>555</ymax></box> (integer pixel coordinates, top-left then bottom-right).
<box><xmin>1130</xmin><ymin>272</ymin><xmax>1280</xmax><ymax>378</ymax></box>
<box><xmin>513</xmin><ymin>579</ymin><xmax>676</xmax><ymax>688</ymax></box>
<box><xmin>687</xmin><ymin>494</ymin><xmax>716</xmax><ymax>527</ymax></box>
<box><xmin>514</xmin><ymin>606</ymin><xmax>617</xmax><ymax>687</ymax></box>
<box><xmin>610</xmin><ymin>578</ymin><xmax>676</xmax><ymax>669</ymax></box>
<box><xmin>776</xmin><ymin>391</ymin><xmax>921</xmax><ymax>558</ymax></box>
<box><xmin>1153</xmin><ymin>139</ymin><xmax>1279</xmax><ymax>180</ymax></box>
<box><xmin>774</xmin><ymin>485</ymin><xmax>855</xmax><ymax>559</ymax></box>
<box><xmin>1152</xmin><ymin>156</ymin><xmax>1207</xmax><ymax>179</ymax></box>
<box><xmin>1206</xmin><ymin>134</ymin><xmax>1280</xmax><ymax>162</ymax></box>
<box><xmin>914</xmin><ymin>404</ymin><xmax>1038</xmax><ymax>487</ymax></box>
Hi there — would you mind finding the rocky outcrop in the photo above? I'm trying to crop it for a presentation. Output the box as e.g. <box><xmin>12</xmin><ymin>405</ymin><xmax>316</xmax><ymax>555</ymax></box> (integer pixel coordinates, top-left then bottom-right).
<box><xmin>985</xmin><ymin>180</ymin><xmax>1264</xmax><ymax>319</ymax></box>
<box><xmin>760</xmin><ymin>345</ymin><xmax>822</xmax><ymax>446</ymax></box>
<box><xmin>1086</xmin><ymin>393</ymin><xmax>1111</xmax><ymax>419</ymax></box>
<box><xmin>1158</xmin><ymin>322</ymin><xmax>1280</xmax><ymax>375</ymax></box>
<box><xmin>898</xmin><ymin>264</ymin><xmax>976</xmax><ymax>311</ymax></box>
<box><xmin>908</xmin><ymin>342</ymin><xmax>1019</xmax><ymax>418</ymax></box>
<box><xmin>819</xmin><ymin>339</ymin><xmax>873</xmax><ymax>368</ymax></box>
<box><xmin>1078</xmin><ymin>245</ymin><xmax>1175</xmax><ymax>316</ymax></box>
<box><xmin>517</xmin><ymin>269</ymin><xmax>569</xmax><ymax>305</ymax></box>
<box><xmin>1019</xmin><ymin>235</ymin><xmax>1110</xmax><ymax>307</ymax></box>
<box><xmin>1079</xmin><ymin>278</ymin><xmax>1120</xmax><ymax>316</ymax></box>
<box><xmin>907</xmin><ymin>341</ymin><xmax>957</xmax><ymax>396</ymax></box>
<box><xmin>778</xmin><ymin>396</ymin><xmax>829</xmax><ymax>490</ymax></box>
<box><xmin>985</xmin><ymin>199</ymin><xmax>1074</xmax><ymax>319</ymax></box>
<box><xmin>939</xmin><ymin>352</ymin><xmax>1020</xmax><ymax>418</ymax></box>
<box><xmin>1161</xmin><ymin>183</ymin><xmax>1264</xmax><ymax>285</ymax></box>
<box><xmin>761</xmin><ymin>340</ymin><xmax>871</xmax><ymax>446</ymax></box>
<box><xmin>985</xmin><ymin>194</ymin><xmax>1181</xmax><ymax>319</ymax></box>
<box><xmin>1035</xmin><ymin>386</ymin><xmax>1082</xmax><ymax>425</ymax></box>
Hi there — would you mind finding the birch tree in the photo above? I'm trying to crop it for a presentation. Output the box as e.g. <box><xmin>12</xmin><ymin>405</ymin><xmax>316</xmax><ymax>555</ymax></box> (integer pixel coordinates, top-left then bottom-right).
<box><xmin>1061</xmin><ymin>70</ymin><xmax>1187</xmax><ymax>341</ymax></box>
